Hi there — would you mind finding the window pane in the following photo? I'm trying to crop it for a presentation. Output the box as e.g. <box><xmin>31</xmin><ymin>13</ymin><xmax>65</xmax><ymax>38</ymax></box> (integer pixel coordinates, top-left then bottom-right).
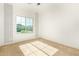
<box><xmin>25</xmin><ymin>17</ymin><xmax>33</xmax><ymax>32</ymax></box>
<box><xmin>16</xmin><ymin>16</ymin><xmax>22</xmax><ymax>24</ymax></box>
<box><xmin>21</xmin><ymin>17</ymin><xmax>25</xmax><ymax>26</ymax></box>
<box><xmin>16</xmin><ymin>16</ymin><xmax>26</xmax><ymax>33</ymax></box>
<box><xmin>16</xmin><ymin>16</ymin><xmax>33</xmax><ymax>33</ymax></box>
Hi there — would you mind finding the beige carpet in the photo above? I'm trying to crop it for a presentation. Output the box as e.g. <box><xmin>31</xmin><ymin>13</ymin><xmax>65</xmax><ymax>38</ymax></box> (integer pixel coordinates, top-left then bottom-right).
<box><xmin>19</xmin><ymin>41</ymin><xmax>58</xmax><ymax>56</ymax></box>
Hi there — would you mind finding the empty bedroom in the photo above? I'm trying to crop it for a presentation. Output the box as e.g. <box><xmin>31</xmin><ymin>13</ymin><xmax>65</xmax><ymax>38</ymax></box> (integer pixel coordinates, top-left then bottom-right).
<box><xmin>0</xmin><ymin>3</ymin><xmax>79</xmax><ymax>56</ymax></box>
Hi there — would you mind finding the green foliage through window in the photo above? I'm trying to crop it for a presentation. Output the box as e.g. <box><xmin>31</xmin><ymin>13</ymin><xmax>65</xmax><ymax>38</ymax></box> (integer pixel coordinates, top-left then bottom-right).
<box><xmin>16</xmin><ymin>16</ymin><xmax>33</xmax><ymax>33</ymax></box>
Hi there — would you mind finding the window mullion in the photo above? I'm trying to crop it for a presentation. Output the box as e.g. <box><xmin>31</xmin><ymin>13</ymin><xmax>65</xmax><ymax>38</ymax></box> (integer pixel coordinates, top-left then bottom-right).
<box><xmin>25</xmin><ymin>17</ymin><xmax>26</xmax><ymax>31</ymax></box>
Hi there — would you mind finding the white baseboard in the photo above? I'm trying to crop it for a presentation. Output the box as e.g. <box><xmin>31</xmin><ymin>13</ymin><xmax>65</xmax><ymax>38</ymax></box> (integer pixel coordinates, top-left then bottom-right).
<box><xmin>0</xmin><ymin>37</ymin><xmax>37</xmax><ymax>47</ymax></box>
<box><xmin>41</xmin><ymin>35</ymin><xmax>79</xmax><ymax>49</ymax></box>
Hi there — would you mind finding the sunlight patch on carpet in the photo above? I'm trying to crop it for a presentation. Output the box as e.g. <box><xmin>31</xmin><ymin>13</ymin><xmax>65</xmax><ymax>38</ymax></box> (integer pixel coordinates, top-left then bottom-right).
<box><xmin>19</xmin><ymin>41</ymin><xmax>58</xmax><ymax>56</ymax></box>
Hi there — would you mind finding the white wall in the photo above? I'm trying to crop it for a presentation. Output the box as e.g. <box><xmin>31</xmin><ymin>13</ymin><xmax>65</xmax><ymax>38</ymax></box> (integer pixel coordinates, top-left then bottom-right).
<box><xmin>13</xmin><ymin>4</ymin><xmax>37</xmax><ymax>42</ymax></box>
<box><xmin>0</xmin><ymin>3</ymin><xmax>13</xmax><ymax>45</ymax></box>
<box><xmin>0</xmin><ymin>3</ymin><xmax>38</xmax><ymax>45</ymax></box>
<box><xmin>4</xmin><ymin>3</ymin><xmax>13</xmax><ymax>43</ymax></box>
<box><xmin>38</xmin><ymin>4</ymin><xmax>79</xmax><ymax>49</ymax></box>
<box><xmin>0</xmin><ymin>4</ymin><xmax>4</xmax><ymax>44</ymax></box>
<box><xmin>1</xmin><ymin>3</ymin><xmax>79</xmax><ymax>49</ymax></box>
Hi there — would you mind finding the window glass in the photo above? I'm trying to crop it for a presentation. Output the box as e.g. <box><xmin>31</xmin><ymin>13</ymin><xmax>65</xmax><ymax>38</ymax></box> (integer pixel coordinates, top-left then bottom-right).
<box><xmin>16</xmin><ymin>16</ymin><xmax>33</xmax><ymax>33</ymax></box>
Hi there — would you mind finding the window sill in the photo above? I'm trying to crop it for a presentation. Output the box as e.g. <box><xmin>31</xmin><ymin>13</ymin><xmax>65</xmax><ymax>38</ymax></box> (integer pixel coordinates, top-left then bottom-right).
<box><xmin>16</xmin><ymin>32</ymin><xmax>34</xmax><ymax>34</ymax></box>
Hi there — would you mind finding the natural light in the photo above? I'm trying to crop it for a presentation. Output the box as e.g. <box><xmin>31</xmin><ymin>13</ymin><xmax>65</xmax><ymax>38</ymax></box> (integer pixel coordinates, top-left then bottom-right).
<box><xmin>19</xmin><ymin>41</ymin><xmax>58</xmax><ymax>56</ymax></box>
<box><xmin>16</xmin><ymin>16</ymin><xmax>33</xmax><ymax>33</ymax></box>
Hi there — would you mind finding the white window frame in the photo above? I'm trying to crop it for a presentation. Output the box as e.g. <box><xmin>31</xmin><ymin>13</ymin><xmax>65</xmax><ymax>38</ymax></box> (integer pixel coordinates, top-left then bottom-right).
<box><xmin>16</xmin><ymin>16</ymin><xmax>34</xmax><ymax>33</ymax></box>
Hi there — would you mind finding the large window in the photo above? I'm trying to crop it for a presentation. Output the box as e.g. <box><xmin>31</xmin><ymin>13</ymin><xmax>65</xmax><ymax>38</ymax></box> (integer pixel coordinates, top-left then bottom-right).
<box><xmin>16</xmin><ymin>16</ymin><xmax>33</xmax><ymax>33</ymax></box>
